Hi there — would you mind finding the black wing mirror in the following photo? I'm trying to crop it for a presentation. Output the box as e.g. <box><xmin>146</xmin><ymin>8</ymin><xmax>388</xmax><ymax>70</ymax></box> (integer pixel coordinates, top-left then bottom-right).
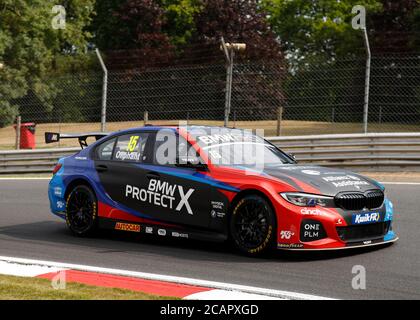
<box><xmin>175</xmin><ymin>158</ymin><xmax>208</xmax><ymax>171</ymax></box>
<box><xmin>287</xmin><ymin>153</ymin><xmax>297</xmax><ymax>163</ymax></box>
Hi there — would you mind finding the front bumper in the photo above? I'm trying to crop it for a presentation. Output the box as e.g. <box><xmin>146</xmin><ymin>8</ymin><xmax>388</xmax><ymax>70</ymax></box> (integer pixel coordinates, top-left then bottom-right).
<box><xmin>278</xmin><ymin>233</ymin><xmax>398</xmax><ymax>251</ymax></box>
<box><xmin>274</xmin><ymin>196</ymin><xmax>398</xmax><ymax>251</ymax></box>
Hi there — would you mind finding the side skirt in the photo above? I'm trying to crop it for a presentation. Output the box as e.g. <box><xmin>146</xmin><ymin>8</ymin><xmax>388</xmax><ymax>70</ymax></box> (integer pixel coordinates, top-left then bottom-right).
<box><xmin>98</xmin><ymin>218</ymin><xmax>228</xmax><ymax>243</ymax></box>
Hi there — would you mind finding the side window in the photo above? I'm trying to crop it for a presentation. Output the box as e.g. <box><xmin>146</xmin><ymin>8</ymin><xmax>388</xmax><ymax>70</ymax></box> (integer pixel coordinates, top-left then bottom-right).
<box><xmin>113</xmin><ymin>133</ymin><xmax>150</xmax><ymax>162</ymax></box>
<box><xmin>154</xmin><ymin>130</ymin><xmax>202</xmax><ymax>166</ymax></box>
<box><xmin>96</xmin><ymin>138</ymin><xmax>116</xmax><ymax>160</ymax></box>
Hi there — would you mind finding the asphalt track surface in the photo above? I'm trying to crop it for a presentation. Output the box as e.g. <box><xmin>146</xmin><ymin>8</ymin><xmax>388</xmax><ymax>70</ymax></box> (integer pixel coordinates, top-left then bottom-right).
<box><xmin>0</xmin><ymin>179</ymin><xmax>419</xmax><ymax>299</ymax></box>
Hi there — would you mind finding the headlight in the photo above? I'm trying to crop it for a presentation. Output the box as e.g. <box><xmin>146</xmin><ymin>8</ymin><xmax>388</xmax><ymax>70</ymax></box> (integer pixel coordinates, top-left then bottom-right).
<box><xmin>280</xmin><ymin>192</ymin><xmax>335</xmax><ymax>207</ymax></box>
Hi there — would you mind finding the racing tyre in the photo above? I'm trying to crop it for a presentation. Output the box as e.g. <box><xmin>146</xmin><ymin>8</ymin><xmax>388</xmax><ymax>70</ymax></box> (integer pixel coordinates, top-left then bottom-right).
<box><xmin>66</xmin><ymin>185</ymin><xmax>98</xmax><ymax>236</ymax></box>
<box><xmin>230</xmin><ymin>195</ymin><xmax>276</xmax><ymax>256</ymax></box>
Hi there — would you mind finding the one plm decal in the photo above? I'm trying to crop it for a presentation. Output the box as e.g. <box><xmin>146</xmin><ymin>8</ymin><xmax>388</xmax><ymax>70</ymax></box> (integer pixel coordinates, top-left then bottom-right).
<box><xmin>352</xmin><ymin>212</ymin><xmax>381</xmax><ymax>225</ymax></box>
<box><xmin>125</xmin><ymin>179</ymin><xmax>195</xmax><ymax>215</ymax></box>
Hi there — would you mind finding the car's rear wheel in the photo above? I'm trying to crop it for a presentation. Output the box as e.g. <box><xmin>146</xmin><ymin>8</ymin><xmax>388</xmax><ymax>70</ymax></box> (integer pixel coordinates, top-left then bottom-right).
<box><xmin>66</xmin><ymin>185</ymin><xmax>97</xmax><ymax>236</ymax></box>
<box><xmin>229</xmin><ymin>195</ymin><xmax>276</xmax><ymax>256</ymax></box>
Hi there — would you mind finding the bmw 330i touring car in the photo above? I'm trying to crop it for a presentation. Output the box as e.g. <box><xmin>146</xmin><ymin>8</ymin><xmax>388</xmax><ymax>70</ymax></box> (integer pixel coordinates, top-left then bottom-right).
<box><xmin>46</xmin><ymin>126</ymin><xmax>398</xmax><ymax>255</ymax></box>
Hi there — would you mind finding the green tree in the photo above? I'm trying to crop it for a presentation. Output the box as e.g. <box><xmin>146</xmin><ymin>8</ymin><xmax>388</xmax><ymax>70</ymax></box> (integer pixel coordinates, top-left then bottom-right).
<box><xmin>263</xmin><ymin>0</ymin><xmax>420</xmax><ymax>125</ymax></box>
<box><xmin>191</xmin><ymin>0</ymin><xmax>283</xmax><ymax>60</ymax></box>
<box><xmin>0</xmin><ymin>0</ymin><xmax>94</xmax><ymax>127</ymax></box>
<box><xmin>91</xmin><ymin>0</ymin><xmax>130</xmax><ymax>51</ymax></box>
<box><xmin>161</xmin><ymin>0</ymin><xmax>203</xmax><ymax>47</ymax></box>
<box><xmin>92</xmin><ymin>0</ymin><xmax>202</xmax><ymax>52</ymax></box>
<box><xmin>91</xmin><ymin>0</ymin><xmax>175</xmax><ymax>69</ymax></box>
<box><xmin>262</xmin><ymin>0</ymin><xmax>382</xmax><ymax>64</ymax></box>
<box><xmin>369</xmin><ymin>0</ymin><xmax>420</xmax><ymax>53</ymax></box>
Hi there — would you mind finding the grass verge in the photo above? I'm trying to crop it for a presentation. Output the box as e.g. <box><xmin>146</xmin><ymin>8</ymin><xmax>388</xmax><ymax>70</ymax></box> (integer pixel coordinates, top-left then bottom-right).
<box><xmin>0</xmin><ymin>274</ymin><xmax>178</xmax><ymax>300</ymax></box>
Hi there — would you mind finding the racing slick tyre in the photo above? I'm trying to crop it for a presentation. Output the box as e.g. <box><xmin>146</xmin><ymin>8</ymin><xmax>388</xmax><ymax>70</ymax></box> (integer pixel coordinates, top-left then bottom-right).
<box><xmin>230</xmin><ymin>195</ymin><xmax>277</xmax><ymax>256</ymax></box>
<box><xmin>66</xmin><ymin>185</ymin><xmax>98</xmax><ymax>236</ymax></box>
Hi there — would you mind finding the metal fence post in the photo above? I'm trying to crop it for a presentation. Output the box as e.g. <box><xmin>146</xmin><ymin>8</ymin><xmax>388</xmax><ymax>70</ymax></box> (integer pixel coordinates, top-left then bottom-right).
<box><xmin>276</xmin><ymin>107</ymin><xmax>283</xmax><ymax>136</ymax></box>
<box><xmin>220</xmin><ymin>38</ymin><xmax>246</xmax><ymax>127</ymax></box>
<box><xmin>362</xmin><ymin>27</ymin><xmax>371</xmax><ymax>133</ymax></box>
<box><xmin>379</xmin><ymin>106</ymin><xmax>382</xmax><ymax>124</ymax></box>
<box><xmin>226</xmin><ymin>50</ymin><xmax>234</xmax><ymax>127</ymax></box>
<box><xmin>221</xmin><ymin>37</ymin><xmax>233</xmax><ymax>127</ymax></box>
<box><xmin>15</xmin><ymin>116</ymin><xmax>21</xmax><ymax>150</ymax></box>
<box><xmin>96</xmin><ymin>48</ymin><xmax>108</xmax><ymax>132</ymax></box>
<box><xmin>144</xmin><ymin>111</ymin><xmax>148</xmax><ymax>126</ymax></box>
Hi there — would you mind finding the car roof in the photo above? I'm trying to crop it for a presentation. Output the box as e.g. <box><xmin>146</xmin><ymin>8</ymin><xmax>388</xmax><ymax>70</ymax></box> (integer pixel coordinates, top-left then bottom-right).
<box><xmin>110</xmin><ymin>125</ymin><xmax>242</xmax><ymax>135</ymax></box>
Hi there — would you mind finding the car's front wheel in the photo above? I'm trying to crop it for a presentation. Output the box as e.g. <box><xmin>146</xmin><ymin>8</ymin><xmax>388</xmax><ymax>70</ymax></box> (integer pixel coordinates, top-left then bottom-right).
<box><xmin>66</xmin><ymin>185</ymin><xmax>97</xmax><ymax>236</ymax></box>
<box><xmin>230</xmin><ymin>194</ymin><xmax>276</xmax><ymax>256</ymax></box>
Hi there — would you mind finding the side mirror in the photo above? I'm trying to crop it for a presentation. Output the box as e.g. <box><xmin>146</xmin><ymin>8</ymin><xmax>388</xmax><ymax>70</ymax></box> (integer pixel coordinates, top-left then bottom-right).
<box><xmin>176</xmin><ymin>162</ymin><xmax>208</xmax><ymax>171</ymax></box>
<box><xmin>288</xmin><ymin>153</ymin><xmax>297</xmax><ymax>163</ymax></box>
<box><xmin>193</xmin><ymin>162</ymin><xmax>208</xmax><ymax>171</ymax></box>
<box><xmin>175</xmin><ymin>157</ymin><xmax>208</xmax><ymax>171</ymax></box>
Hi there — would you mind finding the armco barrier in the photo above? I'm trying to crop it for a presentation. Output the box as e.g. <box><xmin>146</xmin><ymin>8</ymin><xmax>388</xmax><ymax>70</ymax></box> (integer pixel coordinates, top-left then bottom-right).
<box><xmin>268</xmin><ymin>132</ymin><xmax>420</xmax><ymax>171</ymax></box>
<box><xmin>0</xmin><ymin>148</ymin><xmax>79</xmax><ymax>174</ymax></box>
<box><xmin>1</xmin><ymin>133</ymin><xmax>420</xmax><ymax>174</ymax></box>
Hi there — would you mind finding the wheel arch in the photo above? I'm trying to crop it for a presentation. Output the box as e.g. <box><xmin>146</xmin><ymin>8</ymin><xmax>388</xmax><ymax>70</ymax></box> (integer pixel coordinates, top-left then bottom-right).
<box><xmin>227</xmin><ymin>188</ymin><xmax>278</xmax><ymax>255</ymax></box>
<box><xmin>64</xmin><ymin>177</ymin><xmax>99</xmax><ymax>236</ymax></box>
<box><xmin>64</xmin><ymin>177</ymin><xmax>95</xmax><ymax>200</ymax></box>
<box><xmin>228</xmin><ymin>188</ymin><xmax>276</xmax><ymax>218</ymax></box>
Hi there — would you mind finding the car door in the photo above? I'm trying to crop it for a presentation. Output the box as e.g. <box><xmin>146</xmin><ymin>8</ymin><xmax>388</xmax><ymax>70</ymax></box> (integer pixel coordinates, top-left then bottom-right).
<box><xmin>137</xmin><ymin>129</ymin><xmax>215</xmax><ymax>228</ymax></box>
<box><xmin>94</xmin><ymin>131</ymin><xmax>153</xmax><ymax>217</ymax></box>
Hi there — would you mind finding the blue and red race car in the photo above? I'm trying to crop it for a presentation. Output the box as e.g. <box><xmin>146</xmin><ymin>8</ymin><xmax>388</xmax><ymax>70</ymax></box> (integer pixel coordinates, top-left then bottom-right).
<box><xmin>46</xmin><ymin>125</ymin><xmax>398</xmax><ymax>255</ymax></box>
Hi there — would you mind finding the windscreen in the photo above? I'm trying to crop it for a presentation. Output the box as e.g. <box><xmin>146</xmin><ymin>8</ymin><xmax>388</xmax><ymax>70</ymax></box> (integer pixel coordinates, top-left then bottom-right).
<box><xmin>190</xmin><ymin>128</ymin><xmax>293</xmax><ymax>168</ymax></box>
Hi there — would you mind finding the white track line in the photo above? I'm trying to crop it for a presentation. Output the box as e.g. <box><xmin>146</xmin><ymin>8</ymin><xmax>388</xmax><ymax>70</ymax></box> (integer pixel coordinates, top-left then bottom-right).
<box><xmin>0</xmin><ymin>261</ymin><xmax>64</xmax><ymax>277</ymax></box>
<box><xmin>0</xmin><ymin>177</ymin><xmax>51</xmax><ymax>180</ymax></box>
<box><xmin>381</xmin><ymin>182</ymin><xmax>420</xmax><ymax>185</ymax></box>
<box><xmin>184</xmin><ymin>290</ymin><xmax>282</xmax><ymax>300</ymax></box>
<box><xmin>0</xmin><ymin>256</ymin><xmax>333</xmax><ymax>300</ymax></box>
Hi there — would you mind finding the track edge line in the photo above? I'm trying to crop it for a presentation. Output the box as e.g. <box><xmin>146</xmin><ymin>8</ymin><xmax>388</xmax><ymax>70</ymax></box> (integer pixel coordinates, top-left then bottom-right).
<box><xmin>0</xmin><ymin>255</ymin><xmax>335</xmax><ymax>300</ymax></box>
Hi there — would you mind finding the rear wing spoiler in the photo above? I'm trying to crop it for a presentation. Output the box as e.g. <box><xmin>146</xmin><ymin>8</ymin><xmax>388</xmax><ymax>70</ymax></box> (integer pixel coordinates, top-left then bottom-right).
<box><xmin>45</xmin><ymin>132</ymin><xmax>109</xmax><ymax>149</ymax></box>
